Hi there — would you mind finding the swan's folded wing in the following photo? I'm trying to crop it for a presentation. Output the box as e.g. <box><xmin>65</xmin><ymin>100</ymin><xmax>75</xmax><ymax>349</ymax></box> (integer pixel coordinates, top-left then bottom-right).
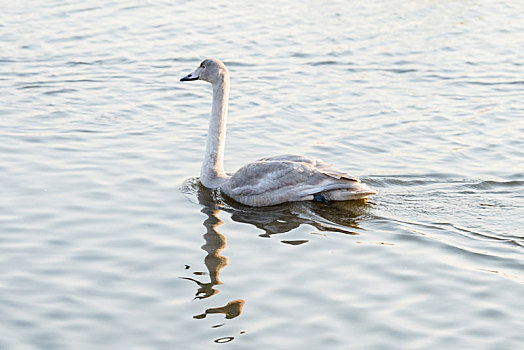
<box><xmin>226</xmin><ymin>157</ymin><xmax>360</xmax><ymax>198</ymax></box>
<box><xmin>227</xmin><ymin>160</ymin><xmax>317</xmax><ymax>196</ymax></box>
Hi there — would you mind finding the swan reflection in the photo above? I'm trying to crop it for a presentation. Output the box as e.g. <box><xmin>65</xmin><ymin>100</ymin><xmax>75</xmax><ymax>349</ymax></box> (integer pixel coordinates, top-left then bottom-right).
<box><xmin>180</xmin><ymin>178</ymin><xmax>369</xmax><ymax>337</ymax></box>
<box><xmin>180</xmin><ymin>202</ymin><xmax>228</xmax><ymax>300</ymax></box>
<box><xmin>183</xmin><ymin>177</ymin><xmax>367</xmax><ymax>239</ymax></box>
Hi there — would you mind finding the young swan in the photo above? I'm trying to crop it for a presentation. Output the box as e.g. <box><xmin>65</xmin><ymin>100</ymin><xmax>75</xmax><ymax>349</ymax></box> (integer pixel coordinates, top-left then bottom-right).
<box><xmin>181</xmin><ymin>59</ymin><xmax>377</xmax><ymax>207</ymax></box>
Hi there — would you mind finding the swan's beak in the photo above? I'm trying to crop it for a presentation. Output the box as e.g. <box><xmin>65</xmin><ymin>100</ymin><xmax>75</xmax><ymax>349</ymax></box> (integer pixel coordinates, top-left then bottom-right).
<box><xmin>180</xmin><ymin>67</ymin><xmax>201</xmax><ymax>81</ymax></box>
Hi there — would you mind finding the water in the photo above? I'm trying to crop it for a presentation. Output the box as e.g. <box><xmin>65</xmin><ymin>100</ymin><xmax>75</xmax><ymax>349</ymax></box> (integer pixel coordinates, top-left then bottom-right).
<box><xmin>1</xmin><ymin>0</ymin><xmax>523</xmax><ymax>348</ymax></box>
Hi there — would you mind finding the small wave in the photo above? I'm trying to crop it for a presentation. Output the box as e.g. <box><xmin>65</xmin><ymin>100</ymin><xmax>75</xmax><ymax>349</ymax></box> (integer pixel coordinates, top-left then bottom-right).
<box><xmin>462</xmin><ymin>80</ymin><xmax>524</xmax><ymax>86</ymax></box>
<box><xmin>364</xmin><ymin>176</ymin><xmax>524</xmax><ymax>190</ymax></box>
<box><xmin>364</xmin><ymin>174</ymin><xmax>465</xmax><ymax>188</ymax></box>
<box><xmin>467</xmin><ymin>180</ymin><xmax>524</xmax><ymax>190</ymax></box>
<box><xmin>311</xmin><ymin>60</ymin><xmax>339</xmax><ymax>66</ymax></box>
<box><xmin>44</xmin><ymin>88</ymin><xmax>77</xmax><ymax>95</ymax></box>
<box><xmin>180</xmin><ymin>177</ymin><xmax>201</xmax><ymax>195</ymax></box>
<box><xmin>223</xmin><ymin>61</ymin><xmax>256</xmax><ymax>67</ymax></box>
<box><xmin>66</xmin><ymin>61</ymin><xmax>93</xmax><ymax>66</ymax></box>
<box><xmin>383</xmin><ymin>68</ymin><xmax>418</xmax><ymax>74</ymax></box>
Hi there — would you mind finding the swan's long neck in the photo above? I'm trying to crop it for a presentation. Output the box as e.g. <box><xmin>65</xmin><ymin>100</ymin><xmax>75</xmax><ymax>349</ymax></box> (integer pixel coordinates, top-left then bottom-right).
<box><xmin>200</xmin><ymin>75</ymin><xmax>230</xmax><ymax>188</ymax></box>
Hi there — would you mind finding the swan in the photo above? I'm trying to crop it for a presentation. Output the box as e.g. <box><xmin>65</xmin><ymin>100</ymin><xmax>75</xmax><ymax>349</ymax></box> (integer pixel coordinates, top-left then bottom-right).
<box><xmin>180</xmin><ymin>59</ymin><xmax>377</xmax><ymax>207</ymax></box>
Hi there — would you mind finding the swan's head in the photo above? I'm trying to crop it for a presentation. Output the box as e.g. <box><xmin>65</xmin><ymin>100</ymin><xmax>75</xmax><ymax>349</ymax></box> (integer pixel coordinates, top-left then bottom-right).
<box><xmin>180</xmin><ymin>59</ymin><xmax>228</xmax><ymax>85</ymax></box>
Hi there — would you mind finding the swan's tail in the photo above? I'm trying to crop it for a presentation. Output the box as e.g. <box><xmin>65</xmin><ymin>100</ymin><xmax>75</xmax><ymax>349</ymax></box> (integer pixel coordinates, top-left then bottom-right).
<box><xmin>322</xmin><ymin>182</ymin><xmax>377</xmax><ymax>201</ymax></box>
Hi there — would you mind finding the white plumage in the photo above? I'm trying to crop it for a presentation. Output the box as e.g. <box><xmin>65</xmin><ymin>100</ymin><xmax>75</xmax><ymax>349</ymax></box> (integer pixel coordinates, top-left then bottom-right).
<box><xmin>181</xmin><ymin>59</ymin><xmax>377</xmax><ymax>206</ymax></box>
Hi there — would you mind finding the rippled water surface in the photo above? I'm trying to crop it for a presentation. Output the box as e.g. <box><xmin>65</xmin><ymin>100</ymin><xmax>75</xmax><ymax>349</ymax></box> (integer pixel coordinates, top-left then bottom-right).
<box><xmin>1</xmin><ymin>0</ymin><xmax>523</xmax><ymax>349</ymax></box>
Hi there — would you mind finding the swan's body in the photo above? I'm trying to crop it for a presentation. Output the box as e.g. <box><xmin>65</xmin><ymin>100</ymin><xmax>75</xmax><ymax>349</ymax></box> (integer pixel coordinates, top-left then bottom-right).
<box><xmin>181</xmin><ymin>59</ymin><xmax>377</xmax><ymax>207</ymax></box>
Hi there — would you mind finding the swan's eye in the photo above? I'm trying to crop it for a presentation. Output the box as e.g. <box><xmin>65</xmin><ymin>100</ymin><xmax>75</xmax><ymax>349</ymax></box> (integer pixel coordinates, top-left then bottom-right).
<box><xmin>201</xmin><ymin>65</ymin><xmax>205</xmax><ymax>69</ymax></box>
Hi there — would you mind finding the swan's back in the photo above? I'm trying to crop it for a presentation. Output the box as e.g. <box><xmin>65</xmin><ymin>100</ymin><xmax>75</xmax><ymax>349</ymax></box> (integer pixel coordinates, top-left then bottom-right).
<box><xmin>221</xmin><ymin>154</ymin><xmax>376</xmax><ymax>207</ymax></box>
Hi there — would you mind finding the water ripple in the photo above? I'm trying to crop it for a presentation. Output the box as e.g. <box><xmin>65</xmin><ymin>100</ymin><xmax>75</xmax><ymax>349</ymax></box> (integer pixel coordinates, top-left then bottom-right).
<box><xmin>1</xmin><ymin>0</ymin><xmax>523</xmax><ymax>349</ymax></box>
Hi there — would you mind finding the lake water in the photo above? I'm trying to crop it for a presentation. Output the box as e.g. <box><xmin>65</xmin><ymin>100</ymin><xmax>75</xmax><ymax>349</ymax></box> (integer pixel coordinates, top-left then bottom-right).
<box><xmin>1</xmin><ymin>0</ymin><xmax>523</xmax><ymax>349</ymax></box>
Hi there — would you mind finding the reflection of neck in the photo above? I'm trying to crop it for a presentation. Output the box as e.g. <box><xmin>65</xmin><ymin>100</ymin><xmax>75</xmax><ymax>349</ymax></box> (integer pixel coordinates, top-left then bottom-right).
<box><xmin>202</xmin><ymin>208</ymin><xmax>228</xmax><ymax>286</ymax></box>
<box><xmin>200</xmin><ymin>76</ymin><xmax>230</xmax><ymax>188</ymax></box>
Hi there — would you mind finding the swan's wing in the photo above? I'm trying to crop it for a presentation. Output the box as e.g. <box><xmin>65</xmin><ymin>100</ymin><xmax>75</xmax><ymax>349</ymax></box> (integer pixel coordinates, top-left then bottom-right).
<box><xmin>223</xmin><ymin>156</ymin><xmax>365</xmax><ymax>206</ymax></box>
<box><xmin>226</xmin><ymin>160</ymin><xmax>321</xmax><ymax>197</ymax></box>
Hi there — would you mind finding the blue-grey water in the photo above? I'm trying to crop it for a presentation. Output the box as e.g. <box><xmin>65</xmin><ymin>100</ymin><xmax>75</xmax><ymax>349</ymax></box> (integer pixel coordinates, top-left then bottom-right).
<box><xmin>1</xmin><ymin>1</ymin><xmax>523</xmax><ymax>349</ymax></box>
